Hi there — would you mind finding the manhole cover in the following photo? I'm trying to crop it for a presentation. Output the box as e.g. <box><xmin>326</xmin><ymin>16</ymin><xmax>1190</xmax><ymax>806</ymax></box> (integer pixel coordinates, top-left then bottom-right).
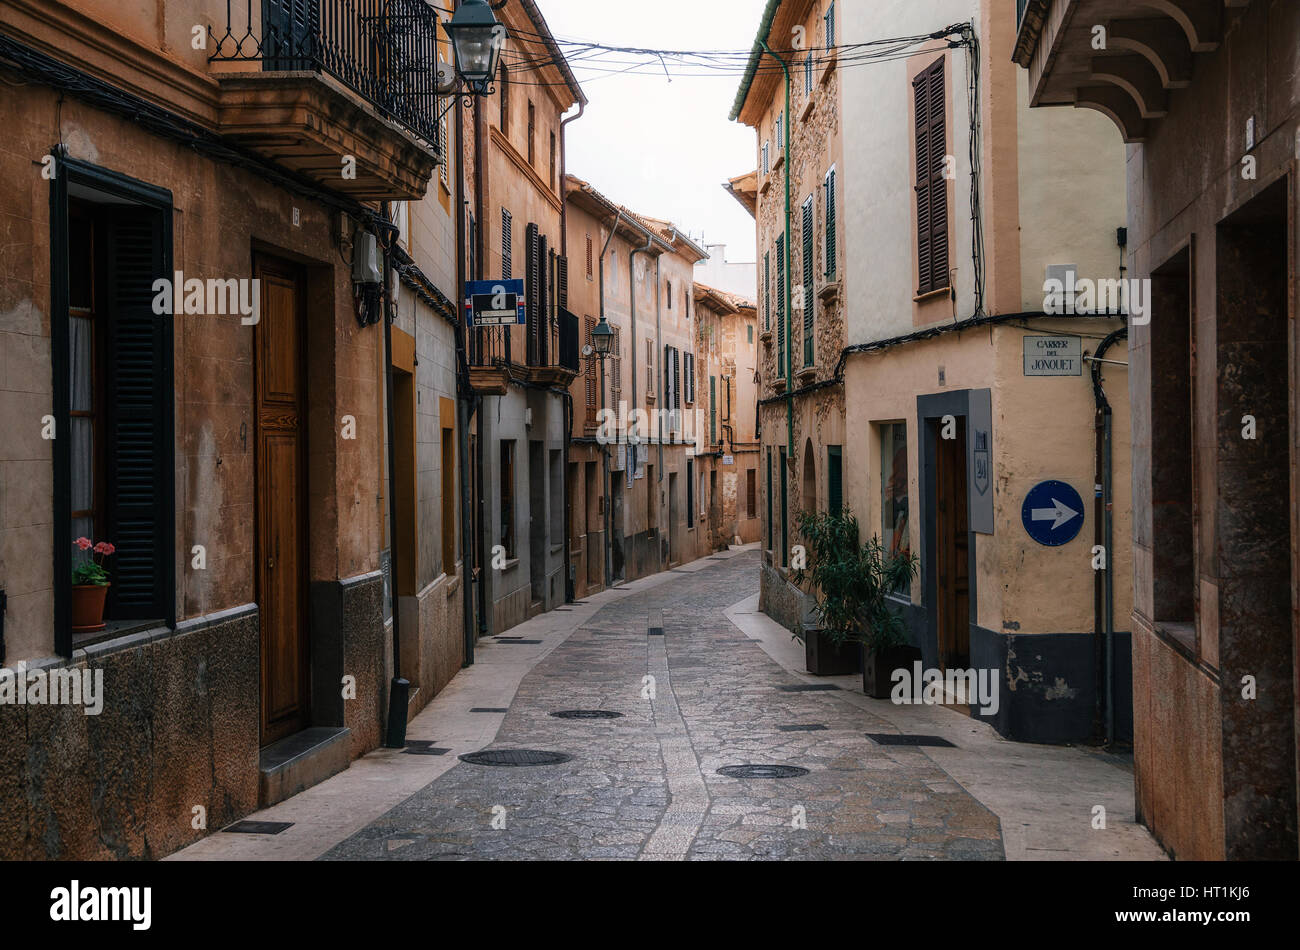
<box><xmin>549</xmin><ymin>710</ymin><xmax>624</xmax><ymax>720</ymax></box>
<box><xmin>717</xmin><ymin>764</ymin><xmax>810</xmax><ymax>779</ymax></box>
<box><xmin>866</xmin><ymin>733</ymin><xmax>956</xmax><ymax>748</ymax></box>
<box><xmin>459</xmin><ymin>749</ymin><xmax>572</xmax><ymax>767</ymax></box>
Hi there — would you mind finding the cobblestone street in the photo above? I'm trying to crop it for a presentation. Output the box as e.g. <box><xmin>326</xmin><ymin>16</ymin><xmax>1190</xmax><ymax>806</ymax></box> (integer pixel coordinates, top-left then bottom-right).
<box><xmin>321</xmin><ymin>551</ymin><xmax>1004</xmax><ymax>861</ymax></box>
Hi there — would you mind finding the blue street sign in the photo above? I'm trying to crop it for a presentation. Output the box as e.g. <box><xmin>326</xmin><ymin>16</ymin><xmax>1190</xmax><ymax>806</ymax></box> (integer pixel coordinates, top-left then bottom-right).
<box><xmin>1021</xmin><ymin>480</ymin><xmax>1085</xmax><ymax>546</ymax></box>
<box><xmin>464</xmin><ymin>279</ymin><xmax>526</xmax><ymax>327</ymax></box>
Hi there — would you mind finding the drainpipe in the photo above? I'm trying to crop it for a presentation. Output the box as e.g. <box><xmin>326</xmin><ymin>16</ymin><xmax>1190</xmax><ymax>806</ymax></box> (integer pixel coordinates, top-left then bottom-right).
<box><xmin>473</xmin><ymin>80</ymin><xmax>489</xmax><ymax>636</ymax></box>
<box><xmin>560</xmin><ymin>103</ymin><xmax>584</xmax><ymax>603</ymax></box>
<box><xmin>597</xmin><ymin>206</ymin><xmax>624</xmax><ymax>587</ymax></box>
<box><xmin>759</xmin><ymin>40</ymin><xmax>794</xmax><ymax>465</ymax></box>
<box><xmin>1090</xmin><ymin>326</ymin><xmax>1127</xmax><ymax>747</ymax></box>
<box><xmin>454</xmin><ymin>83</ymin><xmax>476</xmax><ymax>668</ymax></box>
<box><xmin>381</xmin><ymin>201</ymin><xmax>409</xmax><ymax>749</ymax></box>
<box><xmin>630</xmin><ymin>231</ymin><xmax>654</xmax><ymax>514</ymax></box>
<box><xmin>654</xmin><ymin>254</ymin><xmax>665</xmax><ymax>564</ymax></box>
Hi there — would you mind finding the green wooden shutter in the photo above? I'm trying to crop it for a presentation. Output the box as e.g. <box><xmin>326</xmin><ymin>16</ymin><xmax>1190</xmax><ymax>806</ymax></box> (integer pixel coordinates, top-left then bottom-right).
<box><xmin>763</xmin><ymin>251</ymin><xmax>771</xmax><ymax>330</ymax></box>
<box><xmin>825</xmin><ymin>168</ymin><xmax>837</xmax><ymax>280</ymax></box>
<box><xmin>926</xmin><ymin>62</ymin><xmax>949</xmax><ymax>293</ymax></box>
<box><xmin>828</xmin><ymin>445</ymin><xmax>843</xmax><ymax>516</ymax></box>
<box><xmin>766</xmin><ymin>450</ymin><xmax>773</xmax><ymax>549</ymax></box>
<box><xmin>802</xmin><ymin>195</ymin><xmax>814</xmax><ymax>366</ymax></box>
<box><xmin>779</xmin><ymin>448</ymin><xmax>788</xmax><ymax>565</ymax></box>
<box><xmin>776</xmin><ymin>234</ymin><xmax>786</xmax><ymax>374</ymax></box>
<box><xmin>105</xmin><ymin>210</ymin><xmax>171</xmax><ymax>619</ymax></box>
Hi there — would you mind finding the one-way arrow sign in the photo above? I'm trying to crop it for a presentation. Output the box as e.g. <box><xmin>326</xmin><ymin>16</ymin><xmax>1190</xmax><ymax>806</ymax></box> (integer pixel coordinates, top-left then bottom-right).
<box><xmin>1031</xmin><ymin>498</ymin><xmax>1080</xmax><ymax>531</ymax></box>
<box><xmin>1021</xmin><ymin>480</ymin><xmax>1085</xmax><ymax>546</ymax></box>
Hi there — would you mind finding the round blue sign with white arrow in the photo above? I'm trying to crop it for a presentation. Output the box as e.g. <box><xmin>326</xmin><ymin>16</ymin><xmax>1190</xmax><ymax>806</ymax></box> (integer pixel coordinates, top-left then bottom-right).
<box><xmin>1021</xmin><ymin>480</ymin><xmax>1085</xmax><ymax>546</ymax></box>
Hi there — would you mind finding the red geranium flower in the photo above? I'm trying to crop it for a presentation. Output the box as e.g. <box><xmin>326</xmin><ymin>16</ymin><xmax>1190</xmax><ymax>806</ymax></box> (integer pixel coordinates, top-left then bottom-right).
<box><xmin>75</xmin><ymin>537</ymin><xmax>93</xmax><ymax>551</ymax></box>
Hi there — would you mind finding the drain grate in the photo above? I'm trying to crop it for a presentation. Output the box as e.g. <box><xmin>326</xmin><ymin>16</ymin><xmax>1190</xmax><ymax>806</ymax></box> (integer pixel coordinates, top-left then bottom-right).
<box><xmin>778</xmin><ymin>724</ymin><xmax>827</xmax><ymax>732</ymax></box>
<box><xmin>717</xmin><ymin>764</ymin><xmax>810</xmax><ymax>779</ymax></box>
<box><xmin>470</xmin><ymin>707</ymin><xmax>509</xmax><ymax>713</ymax></box>
<box><xmin>778</xmin><ymin>684</ymin><xmax>841</xmax><ymax>692</ymax></box>
<box><xmin>403</xmin><ymin>740</ymin><xmax>450</xmax><ymax>755</ymax></box>
<box><xmin>549</xmin><ymin>709</ymin><xmax>624</xmax><ymax>720</ymax></box>
<box><xmin>223</xmin><ymin>820</ymin><xmax>293</xmax><ymax>835</ymax></box>
<box><xmin>494</xmin><ymin>639</ymin><xmax>542</xmax><ymax>645</ymax></box>
<box><xmin>648</xmin><ymin>627</ymin><xmax>664</xmax><ymax>637</ymax></box>
<box><xmin>459</xmin><ymin>749</ymin><xmax>572</xmax><ymax>767</ymax></box>
<box><xmin>866</xmin><ymin>733</ymin><xmax>956</xmax><ymax>748</ymax></box>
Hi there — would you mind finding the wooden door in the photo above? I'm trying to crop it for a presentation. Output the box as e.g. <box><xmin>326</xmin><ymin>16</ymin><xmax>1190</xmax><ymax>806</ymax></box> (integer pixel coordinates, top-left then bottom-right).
<box><xmin>254</xmin><ymin>255</ymin><xmax>309</xmax><ymax>744</ymax></box>
<box><xmin>935</xmin><ymin>418</ymin><xmax>970</xmax><ymax>671</ymax></box>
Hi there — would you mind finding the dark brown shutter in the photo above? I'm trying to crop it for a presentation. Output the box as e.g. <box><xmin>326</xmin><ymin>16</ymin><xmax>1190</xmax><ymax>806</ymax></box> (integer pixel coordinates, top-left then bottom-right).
<box><xmin>557</xmin><ymin>254</ymin><xmax>569</xmax><ymax>309</ymax></box>
<box><xmin>501</xmin><ymin>208</ymin><xmax>512</xmax><ymax>279</ymax></box>
<box><xmin>915</xmin><ymin>58</ymin><xmax>948</xmax><ymax>295</ymax></box>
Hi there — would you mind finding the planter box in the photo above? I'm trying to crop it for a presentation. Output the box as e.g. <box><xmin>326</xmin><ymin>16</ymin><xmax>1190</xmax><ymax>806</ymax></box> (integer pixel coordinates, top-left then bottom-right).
<box><xmin>862</xmin><ymin>644</ymin><xmax>923</xmax><ymax>699</ymax></box>
<box><xmin>804</xmin><ymin>628</ymin><xmax>861</xmax><ymax>676</ymax></box>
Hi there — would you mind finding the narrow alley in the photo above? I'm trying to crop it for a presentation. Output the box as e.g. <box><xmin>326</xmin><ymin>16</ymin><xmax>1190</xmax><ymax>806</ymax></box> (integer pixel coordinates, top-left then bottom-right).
<box><xmin>171</xmin><ymin>548</ymin><xmax>1159</xmax><ymax>862</ymax></box>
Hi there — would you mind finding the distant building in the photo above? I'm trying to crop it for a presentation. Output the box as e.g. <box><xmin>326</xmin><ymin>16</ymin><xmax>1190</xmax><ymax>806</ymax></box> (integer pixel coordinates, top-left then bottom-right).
<box><xmin>695</xmin><ymin>244</ymin><xmax>758</xmax><ymax>301</ymax></box>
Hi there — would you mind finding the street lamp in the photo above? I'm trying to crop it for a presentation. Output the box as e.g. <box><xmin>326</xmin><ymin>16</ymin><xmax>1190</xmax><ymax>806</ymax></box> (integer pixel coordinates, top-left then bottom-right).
<box><xmin>443</xmin><ymin>0</ymin><xmax>506</xmax><ymax>95</ymax></box>
<box><xmin>591</xmin><ymin>317</ymin><xmax>614</xmax><ymax>358</ymax></box>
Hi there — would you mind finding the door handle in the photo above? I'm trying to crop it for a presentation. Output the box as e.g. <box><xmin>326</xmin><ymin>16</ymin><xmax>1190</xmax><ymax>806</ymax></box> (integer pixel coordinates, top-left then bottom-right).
<box><xmin>267</xmin><ymin>557</ymin><xmax>275</xmax><ymax>570</ymax></box>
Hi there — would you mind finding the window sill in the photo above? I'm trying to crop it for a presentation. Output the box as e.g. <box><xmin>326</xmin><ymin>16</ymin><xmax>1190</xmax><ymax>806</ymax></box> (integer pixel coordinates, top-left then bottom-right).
<box><xmin>818</xmin><ymin>280</ymin><xmax>841</xmax><ymax>305</ymax></box>
<box><xmin>914</xmin><ymin>286</ymin><xmax>952</xmax><ymax>304</ymax></box>
<box><xmin>772</xmin><ymin>377</ymin><xmax>787</xmax><ymax>394</ymax></box>
<box><xmin>73</xmin><ymin>617</ymin><xmax>167</xmax><ymax>653</ymax></box>
<box><xmin>1154</xmin><ymin>620</ymin><xmax>1197</xmax><ymax>659</ymax></box>
<box><xmin>796</xmin><ymin>366</ymin><xmax>817</xmax><ymax>386</ymax></box>
<box><xmin>759</xmin><ymin>178</ymin><xmax>772</xmax><ymax>196</ymax></box>
<box><xmin>801</xmin><ymin>97</ymin><xmax>815</xmax><ymax>122</ymax></box>
<box><xmin>772</xmin><ymin>152</ymin><xmax>785</xmax><ymax>173</ymax></box>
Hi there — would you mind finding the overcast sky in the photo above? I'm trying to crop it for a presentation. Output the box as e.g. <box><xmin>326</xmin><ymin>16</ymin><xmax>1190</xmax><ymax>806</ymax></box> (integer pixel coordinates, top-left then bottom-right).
<box><xmin>542</xmin><ymin>0</ymin><xmax>769</xmax><ymax>264</ymax></box>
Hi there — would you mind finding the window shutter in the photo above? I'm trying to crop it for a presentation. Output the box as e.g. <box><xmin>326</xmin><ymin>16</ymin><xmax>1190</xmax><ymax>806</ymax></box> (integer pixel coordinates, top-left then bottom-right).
<box><xmin>105</xmin><ymin>210</ymin><xmax>170</xmax><ymax>619</ymax></box>
<box><xmin>501</xmin><ymin>208</ymin><xmax>512</xmax><ymax>279</ymax></box>
<box><xmin>763</xmin><ymin>251</ymin><xmax>770</xmax><ymax>330</ymax></box>
<box><xmin>913</xmin><ymin>69</ymin><xmax>932</xmax><ymax>295</ymax></box>
<box><xmin>673</xmin><ymin>348</ymin><xmax>681</xmax><ymax>411</ymax></box>
<box><xmin>825</xmin><ymin>168</ymin><xmax>837</xmax><ymax>280</ymax></box>
<box><xmin>584</xmin><ymin>316</ymin><xmax>597</xmax><ymax>419</ymax></box>
<box><xmin>525</xmin><ymin>223</ymin><xmax>540</xmax><ymax>363</ymax></box>
<box><xmin>915</xmin><ymin>59</ymin><xmax>948</xmax><ymax>295</ymax></box>
<box><xmin>558</xmin><ymin>255</ymin><xmax>569</xmax><ymax>309</ymax></box>
<box><xmin>926</xmin><ymin>62</ymin><xmax>949</xmax><ymax>294</ymax></box>
<box><xmin>828</xmin><ymin>446</ymin><xmax>843</xmax><ymax>516</ymax></box>
<box><xmin>586</xmin><ymin>235</ymin><xmax>593</xmax><ymax>278</ymax></box>
<box><xmin>776</xmin><ymin>234</ymin><xmax>786</xmax><ymax>374</ymax></box>
<box><xmin>710</xmin><ymin>375</ymin><xmax>717</xmax><ymax>445</ymax></box>
<box><xmin>802</xmin><ymin>195</ymin><xmax>814</xmax><ymax>366</ymax></box>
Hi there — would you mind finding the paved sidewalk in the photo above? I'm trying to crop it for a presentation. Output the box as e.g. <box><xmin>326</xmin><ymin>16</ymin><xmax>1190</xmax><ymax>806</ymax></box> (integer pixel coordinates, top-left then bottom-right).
<box><xmin>726</xmin><ymin>595</ymin><xmax>1166</xmax><ymax>860</ymax></box>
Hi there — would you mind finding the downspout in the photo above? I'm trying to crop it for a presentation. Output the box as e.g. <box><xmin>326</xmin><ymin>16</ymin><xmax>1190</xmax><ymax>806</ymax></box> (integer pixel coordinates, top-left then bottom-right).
<box><xmin>759</xmin><ymin>40</ymin><xmax>794</xmax><ymax>464</ymax></box>
<box><xmin>598</xmin><ymin>206</ymin><xmax>624</xmax><ymax>587</ymax></box>
<box><xmin>630</xmin><ymin>231</ymin><xmax>654</xmax><ymax>484</ymax></box>
<box><xmin>473</xmin><ymin>79</ymin><xmax>489</xmax><ymax>635</ymax></box>
<box><xmin>654</xmin><ymin>254</ymin><xmax>665</xmax><ymax>565</ymax></box>
<box><xmin>381</xmin><ymin>201</ymin><xmax>409</xmax><ymax>749</ymax></box>
<box><xmin>454</xmin><ymin>78</ymin><xmax>476</xmax><ymax>667</ymax></box>
<box><xmin>560</xmin><ymin>101</ymin><xmax>584</xmax><ymax>603</ymax></box>
<box><xmin>1090</xmin><ymin>326</ymin><xmax>1127</xmax><ymax>747</ymax></box>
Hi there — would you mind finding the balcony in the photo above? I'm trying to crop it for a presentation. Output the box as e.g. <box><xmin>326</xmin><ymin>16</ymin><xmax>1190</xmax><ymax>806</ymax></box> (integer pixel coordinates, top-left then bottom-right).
<box><xmin>469</xmin><ymin>309</ymin><xmax>580</xmax><ymax>395</ymax></box>
<box><xmin>1013</xmin><ymin>0</ymin><xmax>1252</xmax><ymax>143</ymax></box>
<box><xmin>209</xmin><ymin>0</ymin><xmax>444</xmax><ymax>200</ymax></box>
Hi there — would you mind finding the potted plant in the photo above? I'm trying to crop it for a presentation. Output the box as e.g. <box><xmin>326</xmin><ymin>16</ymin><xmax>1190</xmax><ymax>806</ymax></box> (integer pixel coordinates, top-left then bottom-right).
<box><xmin>71</xmin><ymin>537</ymin><xmax>115</xmax><ymax>632</ymax></box>
<box><xmin>792</xmin><ymin>509</ymin><xmax>919</xmax><ymax>693</ymax></box>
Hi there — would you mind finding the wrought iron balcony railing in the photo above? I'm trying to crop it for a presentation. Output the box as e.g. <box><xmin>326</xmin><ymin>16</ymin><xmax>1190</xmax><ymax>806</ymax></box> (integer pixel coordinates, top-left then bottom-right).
<box><xmin>210</xmin><ymin>0</ymin><xmax>443</xmax><ymax>153</ymax></box>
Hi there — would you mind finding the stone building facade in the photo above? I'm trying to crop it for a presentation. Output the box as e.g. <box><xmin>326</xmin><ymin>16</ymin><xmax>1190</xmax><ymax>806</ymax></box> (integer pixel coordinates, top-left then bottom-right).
<box><xmin>1016</xmin><ymin>0</ymin><xmax>1299</xmax><ymax>859</ymax></box>
<box><xmin>460</xmin><ymin>1</ymin><xmax>584</xmax><ymax>635</ymax></box>
<box><xmin>564</xmin><ymin>177</ymin><xmax>713</xmax><ymax>589</ymax></box>
<box><xmin>732</xmin><ymin>0</ymin><xmax>847</xmax><ymax>636</ymax></box>
<box><xmin>0</xmin><ymin>0</ymin><xmax>466</xmax><ymax>857</ymax></box>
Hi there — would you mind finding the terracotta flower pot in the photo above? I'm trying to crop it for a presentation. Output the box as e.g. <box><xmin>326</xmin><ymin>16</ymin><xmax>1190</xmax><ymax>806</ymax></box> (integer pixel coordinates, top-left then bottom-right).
<box><xmin>71</xmin><ymin>583</ymin><xmax>109</xmax><ymax>632</ymax></box>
